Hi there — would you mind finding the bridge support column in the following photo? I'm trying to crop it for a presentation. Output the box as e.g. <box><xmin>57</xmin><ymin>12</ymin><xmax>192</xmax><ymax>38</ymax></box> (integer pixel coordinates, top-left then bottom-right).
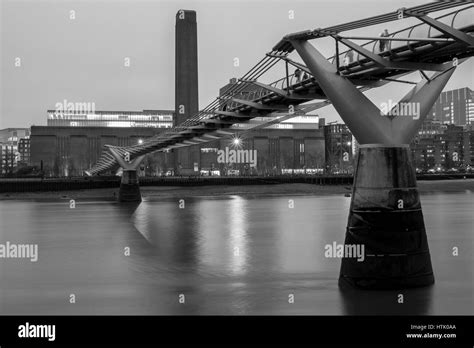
<box><xmin>119</xmin><ymin>169</ymin><xmax>142</xmax><ymax>202</ymax></box>
<box><xmin>341</xmin><ymin>144</ymin><xmax>433</xmax><ymax>289</ymax></box>
<box><xmin>289</xmin><ymin>39</ymin><xmax>456</xmax><ymax>289</ymax></box>
<box><xmin>108</xmin><ymin>147</ymin><xmax>145</xmax><ymax>203</ymax></box>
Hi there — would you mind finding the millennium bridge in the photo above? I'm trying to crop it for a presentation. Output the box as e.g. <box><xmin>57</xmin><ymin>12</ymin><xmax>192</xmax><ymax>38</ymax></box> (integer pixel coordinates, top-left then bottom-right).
<box><xmin>86</xmin><ymin>1</ymin><xmax>474</xmax><ymax>289</ymax></box>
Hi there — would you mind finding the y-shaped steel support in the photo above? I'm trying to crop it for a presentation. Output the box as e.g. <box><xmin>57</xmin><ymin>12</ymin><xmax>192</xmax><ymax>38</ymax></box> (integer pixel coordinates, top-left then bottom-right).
<box><xmin>291</xmin><ymin>39</ymin><xmax>456</xmax><ymax>289</ymax></box>
<box><xmin>108</xmin><ymin>147</ymin><xmax>145</xmax><ymax>202</ymax></box>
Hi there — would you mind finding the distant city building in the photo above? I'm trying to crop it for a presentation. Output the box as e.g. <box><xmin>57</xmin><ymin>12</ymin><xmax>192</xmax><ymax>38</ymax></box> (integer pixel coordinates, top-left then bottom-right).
<box><xmin>417</xmin><ymin>119</ymin><xmax>447</xmax><ymax>139</ymax></box>
<box><xmin>442</xmin><ymin>124</ymin><xmax>466</xmax><ymax>168</ymax></box>
<box><xmin>465</xmin><ymin>125</ymin><xmax>474</xmax><ymax>166</ymax></box>
<box><xmin>47</xmin><ymin>110</ymin><xmax>174</xmax><ymax>128</ymax></box>
<box><xmin>0</xmin><ymin>128</ymin><xmax>30</xmax><ymax>174</ymax></box>
<box><xmin>430</xmin><ymin>87</ymin><xmax>474</xmax><ymax>126</ymax></box>
<box><xmin>1</xmin><ymin>145</ymin><xmax>16</xmax><ymax>175</ymax></box>
<box><xmin>324</xmin><ymin>123</ymin><xmax>353</xmax><ymax>174</ymax></box>
<box><xmin>29</xmin><ymin>110</ymin><xmax>175</xmax><ymax>177</ymax></box>
<box><xmin>18</xmin><ymin>138</ymin><xmax>31</xmax><ymax>166</ymax></box>
<box><xmin>412</xmin><ymin>124</ymin><xmax>471</xmax><ymax>171</ymax></box>
<box><xmin>412</xmin><ymin>137</ymin><xmax>440</xmax><ymax>171</ymax></box>
<box><xmin>30</xmin><ymin>125</ymin><xmax>172</xmax><ymax>177</ymax></box>
<box><xmin>0</xmin><ymin>128</ymin><xmax>30</xmax><ymax>144</ymax></box>
<box><xmin>198</xmin><ymin>125</ymin><xmax>326</xmax><ymax>176</ymax></box>
<box><xmin>412</xmin><ymin>87</ymin><xmax>474</xmax><ymax>171</ymax></box>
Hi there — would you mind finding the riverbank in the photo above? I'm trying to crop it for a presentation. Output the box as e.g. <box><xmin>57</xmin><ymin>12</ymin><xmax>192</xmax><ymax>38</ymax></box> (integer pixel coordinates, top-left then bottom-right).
<box><xmin>1</xmin><ymin>179</ymin><xmax>474</xmax><ymax>201</ymax></box>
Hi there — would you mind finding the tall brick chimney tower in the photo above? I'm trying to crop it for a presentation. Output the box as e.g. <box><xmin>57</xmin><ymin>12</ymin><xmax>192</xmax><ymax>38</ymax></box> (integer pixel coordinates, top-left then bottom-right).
<box><xmin>174</xmin><ymin>9</ymin><xmax>199</xmax><ymax>175</ymax></box>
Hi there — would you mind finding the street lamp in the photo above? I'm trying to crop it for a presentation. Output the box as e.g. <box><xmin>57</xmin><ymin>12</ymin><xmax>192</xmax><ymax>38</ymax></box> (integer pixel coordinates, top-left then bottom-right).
<box><xmin>231</xmin><ymin>135</ymin><xmax>242</xmax><ymax>148</ymax></box>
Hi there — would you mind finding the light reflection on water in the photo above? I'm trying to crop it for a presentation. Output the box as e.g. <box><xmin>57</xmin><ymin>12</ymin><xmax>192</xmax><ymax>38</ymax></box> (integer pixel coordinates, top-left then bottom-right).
<box><xmin>0</xmin><ymin>192</ymin><xmax>472</xmax><ymax>315</ymax></box>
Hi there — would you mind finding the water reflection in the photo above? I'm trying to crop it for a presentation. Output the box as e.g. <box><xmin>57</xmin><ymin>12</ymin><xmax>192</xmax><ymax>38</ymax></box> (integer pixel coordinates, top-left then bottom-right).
<box><xmin>133</xmin><ymin>199</ymin><xmax>200</xmax><ymax>271</ymax></box>
<box><xmin>0</xmin><ymin>192</ymin><xmax>472</xmax><ymax>314</ymax></box>
<box><xmin>227</xmin><ymin>196</ymin><xmax>248</xmax><ymax>275</ymax></box>
<box><xmin>339</xmin><ymin>282</ymin><xmax>434</xmax><ymax>315</ymax></box>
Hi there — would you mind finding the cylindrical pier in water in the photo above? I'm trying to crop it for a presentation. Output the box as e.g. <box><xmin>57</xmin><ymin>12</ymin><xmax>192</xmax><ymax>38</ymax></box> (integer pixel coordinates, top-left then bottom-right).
<box><xmin>119</xmin><ymin>170</ymin><xmax>142</xmax><ymax>202</ymax></box>
<box><xmin>339</xmin><ymin>144</ymin><xmax>434</xmax><ymax>289</ymax></box>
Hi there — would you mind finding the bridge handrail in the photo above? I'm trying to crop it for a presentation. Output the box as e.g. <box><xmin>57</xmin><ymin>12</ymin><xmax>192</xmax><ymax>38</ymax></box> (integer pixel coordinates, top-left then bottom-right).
<box><xmin>332</xmin><ymin>5</ymin><xmax>473</xmax><ymax>67</ymax></box>
<box><xmin>265</xmin><ymin>4</ymin><xmax>473</xmax><ymax>86</ymax></box>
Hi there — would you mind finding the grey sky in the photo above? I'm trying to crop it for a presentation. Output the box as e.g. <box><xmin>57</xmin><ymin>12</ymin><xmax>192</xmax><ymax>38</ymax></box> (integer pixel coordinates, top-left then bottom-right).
<box><xmin>1</xmin><ymin>0</ymin><xmax>473</xmax><ymax>129</ymax></box>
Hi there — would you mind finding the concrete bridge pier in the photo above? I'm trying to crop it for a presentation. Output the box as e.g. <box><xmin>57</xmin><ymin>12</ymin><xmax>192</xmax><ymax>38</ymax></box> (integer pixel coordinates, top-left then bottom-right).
<box><xmin>290</xmin><ymin>39</ymin><xmax>456</xmax><ymax>289</ymax></box>
<box><xmin>119</xmin><ymin>169</ymin><xmax>142</xmax><ymax>202</ymax></box>
<box><xmin>108</xmin><ymin>147</ymin><xmax>145</xmax><ymax>202</ymax></box>
<box><xmin>341</xmin><ymin>145</ymin><xmax>433</xmax><ymax>289</ymax></box>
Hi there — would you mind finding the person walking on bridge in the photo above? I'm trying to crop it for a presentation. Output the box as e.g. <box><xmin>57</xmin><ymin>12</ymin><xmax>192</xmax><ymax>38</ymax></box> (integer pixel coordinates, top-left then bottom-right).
<box><xmin>343</xmin><ymin>50</ymin><xmax>354</xmax><ymax>65</ymax></box>
<box><xmin>294</xmin><ymin>68</ymin><xmax>301</xmax><ymax>84</ymax></box>
<box><xmin>379</xmin><ymin>29</ymin><xmax>390</xmax><ymax>52</ymax></box>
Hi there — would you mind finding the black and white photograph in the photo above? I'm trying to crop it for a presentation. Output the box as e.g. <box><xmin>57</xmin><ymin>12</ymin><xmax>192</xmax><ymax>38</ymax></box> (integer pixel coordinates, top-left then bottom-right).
<box><xmin>0</xmin><ymin>0</ymin><xmax>473</xmax><ymax>345</ymax></box>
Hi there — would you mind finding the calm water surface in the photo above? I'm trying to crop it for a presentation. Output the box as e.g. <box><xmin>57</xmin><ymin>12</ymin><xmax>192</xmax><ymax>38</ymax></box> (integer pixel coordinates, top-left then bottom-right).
<box><xmin>0</xmin><ymin>192</ymin><xmax>472</xmax><ymax>315</ymax></box>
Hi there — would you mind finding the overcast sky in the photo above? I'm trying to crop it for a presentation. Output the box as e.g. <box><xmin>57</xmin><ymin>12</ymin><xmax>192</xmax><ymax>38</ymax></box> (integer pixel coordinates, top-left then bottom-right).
<box><xmin>1</xmin><ymin>0</ymin><xmax>473</xmax><ymax>129</ymax></box>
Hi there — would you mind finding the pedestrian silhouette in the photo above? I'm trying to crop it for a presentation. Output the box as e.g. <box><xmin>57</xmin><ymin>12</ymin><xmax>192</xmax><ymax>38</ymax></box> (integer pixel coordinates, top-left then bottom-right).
<box><xmin>294</xmin><ymin>68</ymin><xmax>301</xmax><ymax>83</ymax></box>
<box><xmin>379</xmin><ymin>29</ymin><xmax>390</xmax><ymax>52</ymax></box>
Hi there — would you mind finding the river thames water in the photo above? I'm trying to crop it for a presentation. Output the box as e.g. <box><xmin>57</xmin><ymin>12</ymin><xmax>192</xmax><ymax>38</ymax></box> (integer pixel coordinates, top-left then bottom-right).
<box><xmin>0</xmin><ymin>191</ymin><xmax>472</xmax><ymax>315</ymax></box>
